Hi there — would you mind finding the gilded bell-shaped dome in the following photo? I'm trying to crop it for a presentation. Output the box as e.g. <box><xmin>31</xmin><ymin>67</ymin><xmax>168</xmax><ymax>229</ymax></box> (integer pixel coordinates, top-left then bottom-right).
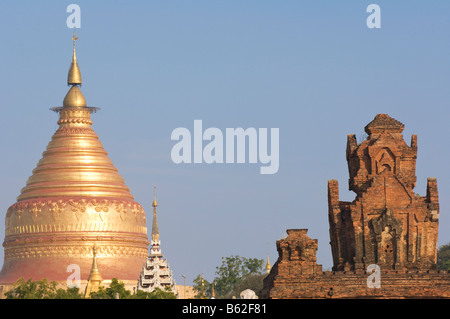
<box><xmin>63</xmin><ymin>85</ymin><xmax>86</xmax><ymax>107</ymax></box>
<box><xmin>0</xmin><ymin>33</ymin><xmax>149</xmax><ymax>285</ymax></box>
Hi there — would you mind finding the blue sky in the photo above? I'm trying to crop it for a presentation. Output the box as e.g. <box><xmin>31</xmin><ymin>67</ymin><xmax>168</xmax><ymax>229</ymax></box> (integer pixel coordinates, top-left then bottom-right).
<box><xmin>0</xmin><ymin>1</ymin><xmax>449</xmax><ymax>286</ymax></box>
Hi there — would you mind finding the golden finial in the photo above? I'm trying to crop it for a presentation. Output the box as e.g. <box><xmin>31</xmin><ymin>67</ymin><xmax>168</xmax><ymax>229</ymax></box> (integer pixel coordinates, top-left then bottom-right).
<box><xmin>211</xmin><ymin>281</ymin><xmax>216</xmax><ymax>299</ymax></box>
<box><xmin>152</xmin><ymin>185</ymin><xmax>158</xmax><ymax>207</ymax></box>
<box><xmin>265</xmin><ymin>255</ymin><xmax>271</xmax><ymax>274</ymax></box>
<box><xmin>265</xmin><ymin>242</ymin><xmax>271</xmax><ymax>274</ymax></box>
<box><xmin>68</xmin><ymin>31</ymin><xmax>82</xmax><ymax>86</ymax></box>
<box><xmin>72</xmin><ymin>31</ymin><xmax>79</xmax><ymax>50</ymax></box>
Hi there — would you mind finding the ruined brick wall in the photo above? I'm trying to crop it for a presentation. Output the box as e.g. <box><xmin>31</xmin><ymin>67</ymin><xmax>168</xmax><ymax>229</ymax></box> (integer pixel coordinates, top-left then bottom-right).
<box><xmin>262</xmin><ymin>261</ymin><xmax>450</xmax><ymax>299</ymax></box>
<box><xmin>262</xmin><ymin>228</ymin><xmax>450</xmax><ymax>299</ymax></box>
<box><xmin>262</xmin><ymin>114</ymin><xmax>448</xmax><ymax>299</ymax></box>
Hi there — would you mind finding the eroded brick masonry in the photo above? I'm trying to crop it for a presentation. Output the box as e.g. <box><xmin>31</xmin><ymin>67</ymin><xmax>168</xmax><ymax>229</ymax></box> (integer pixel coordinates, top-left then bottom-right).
<box><xmin>262</xmin><ymin>114</ymin><xmax>450</xmax><ymax>298</ymax></box>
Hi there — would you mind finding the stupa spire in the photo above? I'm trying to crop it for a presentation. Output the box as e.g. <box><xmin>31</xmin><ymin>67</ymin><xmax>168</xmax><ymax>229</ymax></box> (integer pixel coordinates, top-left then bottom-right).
<box><xmin>152</xmin><ymin>185</ymin><xmax>159</xmax><ymax>242</ymax></box>
<box><xmin>84</xmin><ymin>244</ymin><xmax>104</xmax><ymax>298</ymax></box>
<box><xmin>137</xmin><ymin>190</ymin><xmax>177</xmax><ymax>294</ymax></box>
<box><xmin>265</xmin><ymin>242</ymin><xmax>271</xmax><ymax>274</ymax></box>
<box><xmin>265</xmin><ymin>255</ymin><xmax>271</xmax><ymax>274</ymax></box>
<box><xmin>68</xmin><ymin>31</ymin><xmax>82</xmax><ymax>86</ymax></box>
<box><xmin>90</xmin><ymin>244</ymin><xmax>101</xmax><ymax>275</ymax></box>
<box><xmin>63</xmin><ymin>31</ymin><xmax>86</xmax><ymax>107</ymax></box>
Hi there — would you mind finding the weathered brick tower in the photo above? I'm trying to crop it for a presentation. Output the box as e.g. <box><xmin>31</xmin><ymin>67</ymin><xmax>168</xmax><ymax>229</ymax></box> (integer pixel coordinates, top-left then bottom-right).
<box><xmin>262</xmin><ymin>114</ymin><xmax>450</xmax><ymax>299</ymax></box>
<box><xmin>329</xmin><ymin>113</ymin><xmax>439</xmax><ymax>271</ymax></box>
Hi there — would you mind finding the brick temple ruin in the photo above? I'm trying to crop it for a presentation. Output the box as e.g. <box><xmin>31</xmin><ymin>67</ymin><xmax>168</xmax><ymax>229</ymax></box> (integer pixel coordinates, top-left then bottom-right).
<box><xmin>262</xmin><ymin>114</ymin><xmax>450</xmax><ymax>298</ymax></box>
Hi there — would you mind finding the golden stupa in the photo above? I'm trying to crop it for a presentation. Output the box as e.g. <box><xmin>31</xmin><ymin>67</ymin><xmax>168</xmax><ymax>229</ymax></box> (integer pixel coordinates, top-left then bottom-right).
<box><xmin>0</xmin><ymin>33</ymin><xmax>149</xmax><ymax>284</ymax></box>
<box><xmin>84</xmin><ymin>244</ymin><xmax>104</xmax><ymax>298</ymax></box>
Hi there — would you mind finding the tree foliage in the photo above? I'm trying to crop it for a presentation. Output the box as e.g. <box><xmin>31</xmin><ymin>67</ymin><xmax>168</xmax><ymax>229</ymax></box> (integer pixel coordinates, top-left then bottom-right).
<box><xmin>88</xmin><ymin>278</ymin><xmax>177</xmax><ymax>299</ymax></box>
<box><xmin>5</xmin><ymin>278</ymin><xmax>82</xmax><ymax>299</ymax></box>
<box><xmin>89</xmin><ymin>278</ymin><xmax>131</xmax><ymax>299</ymax></box>
<box><xmin>226</xmin><ymin>273</ymin><xmax>267</xmax><ymax>299</ymax></box>
<box><xmin>437</xmin><ymin>242</ymin><xmax>450</xmax><ymax>270</ymax></box>
<box><xmin>193</xmin><ymin>255</ymin><xmax>265</xmax><ymax>299</ymax></box>
<box><xmin>134</xmin><ymin>287</ymin><xmax>177</xmax><ymax>299</ymax></box>
<box><xmin>54</xmin><ymin>286</ymin><xmax>84</xmax><ymax>299</ymax></box>
<box><xmin>5</xmin><ymin>277</ymin><xmax>177</xmax><ymax>299</ymax></box>
<box><xmin>192</xmin><ymin>274</ymin><xmax>212</xmax><ymax>299</ymax></box>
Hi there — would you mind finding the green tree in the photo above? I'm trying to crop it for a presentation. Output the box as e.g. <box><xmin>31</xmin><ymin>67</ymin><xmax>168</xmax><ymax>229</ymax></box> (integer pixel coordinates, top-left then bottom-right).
<box><xmin>193</xmin><ymin>255</ymin><xmax>265</xmax><ymax>299</ymax></box>
<box><xmin>87</xmin><ymin>286</ymin><xmax>109</xmax><ymax>299</ymax></box>
<box><xmin>54</xmin><ymin>286</ymin><xmax>83</xmax><ymax>299</ymax></box>
<box><xmin>5</xmin><ymin>278</ymin><xmax>57</xmax><ymax>299</ymax></box>
<box><xmin>192</xmin><ymin>274</ymin><xmax>212</xmax><ymax>299</ymax></box>
<box><xmin>107</xmin><ymin>278</ymin><xmax>131</xmax><ymax>299</ymax></box>
<box><xmin>226</xmin><ymin>273</ymin><xmax>267</xmax><ymax>299</ymax></box>
<box><xmin>133</xmin><ymin>287</ymin><xmax>177</xmax><ymax>299</ymax></box>
<box><xmin>214</xmin><ymin>255</ymin><xmax>264</xmax><ymax>298</ymax></box>
<box><xmin>89</xmin><ymin>278</ymin><xmax>131</xmax><ymax>299</ymax></box>
<box><xmin>437</xmin><ymin>242</ymin><xmax>450</xmax><ymax>270</ymax></box>
<box><xmin>5</xmin><ymin>278</ymin><xmax>83</xmax><ymax>299</ymax></box>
